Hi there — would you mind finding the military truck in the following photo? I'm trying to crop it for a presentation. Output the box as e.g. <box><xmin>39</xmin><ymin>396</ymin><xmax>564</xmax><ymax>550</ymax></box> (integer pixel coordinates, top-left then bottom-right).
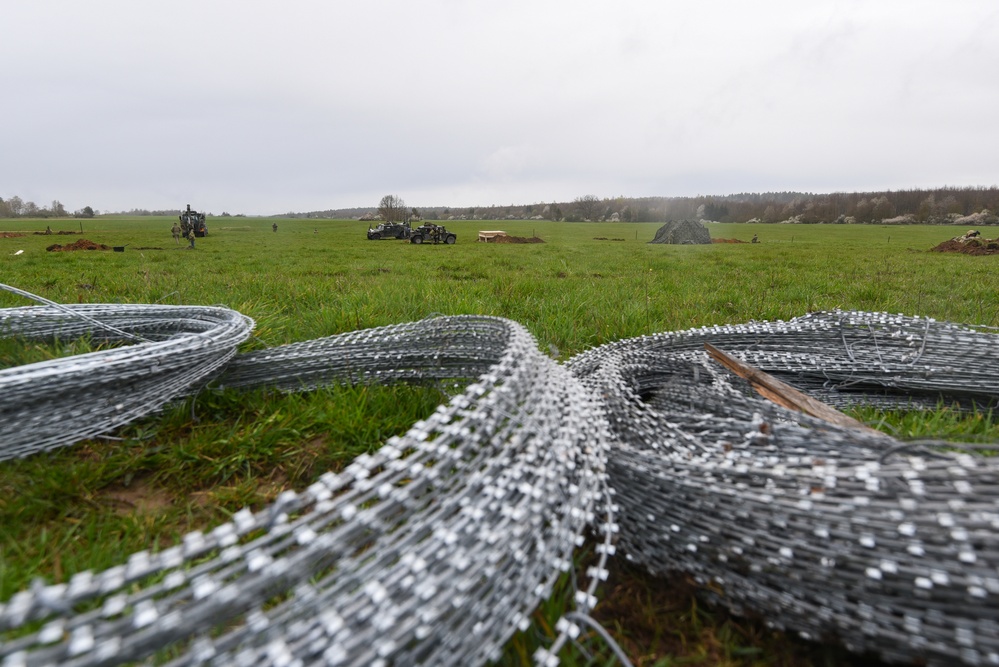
<box><xmin>179</xmin><ymin>204</ymin><xmax>208</xmax><ymax>237</ymax></box>
<box><xmin>367</xmin><ymin>222</ymin><xmax>411</xmax><ymax>240</ymax></box>
<box><xmin>410</xmin><ymin>223</ymin><xmax>456</xmax><ymax>245</ymax></box>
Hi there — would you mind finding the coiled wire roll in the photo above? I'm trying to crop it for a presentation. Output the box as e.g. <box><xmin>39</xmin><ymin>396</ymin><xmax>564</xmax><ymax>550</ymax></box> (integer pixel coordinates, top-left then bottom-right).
<box><xmin>0</xmin><ymin>302</ymin><xmax>254</xmax><ymax>460</ymax></box>
<box><xmin>4</xmin><ymin>294</ymin><xmax>999</xmax><ymax>666</ymax></box>
<box><xmin>1</xmin><ymin>310</ymin><xmax>611</xmax><ymax>667</ymax></box>
<box><xmin>568</xmin><ymin>311</ymin><xmax>999</xmax><ymax>665</ymax></box>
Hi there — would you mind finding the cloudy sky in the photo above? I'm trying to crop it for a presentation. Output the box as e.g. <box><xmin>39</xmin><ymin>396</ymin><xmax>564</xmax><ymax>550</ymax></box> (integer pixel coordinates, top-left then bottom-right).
<box><xmin>4</xmin><ymin>1</ymin><xmax>998</xmax><ymax>215</ymax></box>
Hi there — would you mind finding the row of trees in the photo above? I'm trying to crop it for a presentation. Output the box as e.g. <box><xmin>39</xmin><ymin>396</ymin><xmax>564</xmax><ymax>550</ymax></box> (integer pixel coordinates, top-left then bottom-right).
<box><xmin>438</xmin><ymin>187</ymin><xmax>999</xmax><ymax>224</ymax></box>
<box><xmin>0</xmin><ymin>195</ymin><xmax>95</xmax><ymax>219</ymax></box>
<box><xmin>317</xmin><ymin>187</ymin><xmax>997</xmax><ymax>225</ymax></box>
<box><xmin>7</xmin><ymin>186</ymin><xmax>999</xmax><ymax>225</ymax></box>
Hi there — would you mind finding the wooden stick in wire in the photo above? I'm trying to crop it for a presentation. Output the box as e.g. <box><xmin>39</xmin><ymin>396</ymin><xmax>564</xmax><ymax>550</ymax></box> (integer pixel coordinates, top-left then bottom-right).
<box><xmin>704</xmin><ymin>342</ymin><xmax>883</xmax><ymax>435</ymax></box>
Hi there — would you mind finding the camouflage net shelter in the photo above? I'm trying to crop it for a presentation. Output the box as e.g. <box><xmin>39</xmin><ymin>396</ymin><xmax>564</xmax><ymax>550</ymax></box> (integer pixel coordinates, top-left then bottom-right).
<box><xmin>649</xmin><ymin>219</ymin><xmax>711</xmax><ymax>244</ymax></box>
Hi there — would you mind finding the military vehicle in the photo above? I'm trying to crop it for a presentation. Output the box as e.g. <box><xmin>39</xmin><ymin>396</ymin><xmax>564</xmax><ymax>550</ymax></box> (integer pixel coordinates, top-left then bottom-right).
<box><xmin>367</xmin><ymin>221</ymin><xmax>412</xmax><ymax>240</ymax></box>
<box><xmin>410</xmin><ymin>223</ymin><xmax>456</xmax><ymax>245</ymax></box>
<box><xmin>179</xmin><ymin>204</ymin><xmax>208</xmax><ymax>237</ymax></box>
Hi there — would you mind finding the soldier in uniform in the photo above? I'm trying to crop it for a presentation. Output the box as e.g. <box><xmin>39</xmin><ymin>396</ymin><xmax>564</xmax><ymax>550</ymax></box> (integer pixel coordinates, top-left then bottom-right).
<box><xmin>172</xmin><ymin>222</ymin><xmax>182</xmax><ymax>243</ymax></box>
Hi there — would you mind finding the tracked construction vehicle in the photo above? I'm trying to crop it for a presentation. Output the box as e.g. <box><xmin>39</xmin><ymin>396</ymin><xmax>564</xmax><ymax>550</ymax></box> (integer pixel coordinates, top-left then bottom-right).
<box><xmin>179</xmin><ymin>204</ymin><xmax>208</xmax><ymax>237</ymax></box>
<box><xmin>367</xmin><ymin>222</ymin><xmax>412</xmax><ymax>240</ymax></box>
<box><xmin>410</xmin><ymin>223</ymin><xmax>456</xmax><ymax>245</ymax></box>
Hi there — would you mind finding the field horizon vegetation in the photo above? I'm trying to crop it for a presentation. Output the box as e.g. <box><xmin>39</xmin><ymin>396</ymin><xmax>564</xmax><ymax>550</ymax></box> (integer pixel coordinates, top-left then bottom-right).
<box><xmin>3</xmin><ymin>216</ymin><xmax>999</xmax><ymax>665</ymax></box>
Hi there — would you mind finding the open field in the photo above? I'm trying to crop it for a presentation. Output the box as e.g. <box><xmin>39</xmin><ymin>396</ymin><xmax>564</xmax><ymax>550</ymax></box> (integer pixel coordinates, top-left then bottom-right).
<box><xmin>3</xmin><ymin>217</ymin><xmax>998</xmax><ymax>347</ymax></box>
<box><xmin>3</xmin><ymin>217</ymin><xmax>999</xmax><ymax>665</ymax></box>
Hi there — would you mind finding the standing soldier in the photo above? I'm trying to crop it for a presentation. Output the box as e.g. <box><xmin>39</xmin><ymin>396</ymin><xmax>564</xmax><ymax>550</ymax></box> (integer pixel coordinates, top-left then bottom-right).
<box><xmin>272</xmin><ymin>222</ymin><xmax>278</xmax><ymax>233</ymax></box>
<box><xmin>187</xmin><ymin>229</ymin><xmax>196</xmax><ymax>249</ymax></box>
<box><xmin>172</xmin><ymin>221</ymin><xmax>182</xmax><ymax>244</ymax></box>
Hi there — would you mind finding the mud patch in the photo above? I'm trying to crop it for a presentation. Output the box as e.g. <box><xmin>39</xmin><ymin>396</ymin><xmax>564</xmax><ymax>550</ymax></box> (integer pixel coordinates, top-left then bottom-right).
<box><xmin>103</xmin><ymin>477</ymin><xmax>175</xmax><ymax>516</ymax></box>
<box><xmin>712</xmin><ymin>238</ymin><xmax>748</xmax><ymax>244</ymax></box>
<box><xmin>493</xmin><ymin>235</ymin><xmax>545</xmax><ymax>244</ymax></box>
<box><xmin>47</xmin><ymin>239</ymin><xmax>111</xmax><ymax>251</ymax></box>
<box><xmin>1</xmin><ymin>232</ymin><xmax>25</xmax><ymax>238</ymax></box>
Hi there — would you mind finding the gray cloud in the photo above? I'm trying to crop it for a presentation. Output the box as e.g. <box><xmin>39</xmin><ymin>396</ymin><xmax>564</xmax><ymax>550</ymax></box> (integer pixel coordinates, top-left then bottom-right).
<box><xmin>3</xmin><ymin>0</ymin><xmax>997</xmax><ymax>214</ymax></box>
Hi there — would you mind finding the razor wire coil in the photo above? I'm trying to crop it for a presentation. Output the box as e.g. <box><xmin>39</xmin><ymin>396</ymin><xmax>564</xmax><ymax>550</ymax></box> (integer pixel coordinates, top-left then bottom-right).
<box><xmin>2</xmin><ymin>288</ymin><xmax>999</xmax><ymax>666</ymax></box>
<box><xmin>0</xmin><ymin>297</ymin><xmax>612</xmax><ymax>667</ymax></box>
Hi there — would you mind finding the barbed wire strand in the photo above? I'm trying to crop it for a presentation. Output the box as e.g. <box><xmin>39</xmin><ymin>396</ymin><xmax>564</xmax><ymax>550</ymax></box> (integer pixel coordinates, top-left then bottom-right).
<box><xmin>3</xmin><ymin>283</ymin><xmax>999</xmax><ymax>666</ymax></box>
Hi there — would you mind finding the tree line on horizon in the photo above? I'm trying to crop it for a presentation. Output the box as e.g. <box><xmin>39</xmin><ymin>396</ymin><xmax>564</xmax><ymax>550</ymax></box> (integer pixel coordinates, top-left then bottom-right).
<box><xmin>3</xmin><ymin>186</ymin><xmax>998</xmax><ymax>225</ymax></box>
<box><xmin>291</xmin><ymin>186</ymin><xmax>999</xmax><ymax>226</ymax></box>
<box><xmin>0</xmin><ymin>197</ymin><xmax>96</xmax><ymax>219</ymax></box>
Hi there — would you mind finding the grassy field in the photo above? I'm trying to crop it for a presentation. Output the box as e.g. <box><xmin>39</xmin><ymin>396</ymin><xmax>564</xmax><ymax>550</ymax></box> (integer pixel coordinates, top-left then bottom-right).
<box><xmin>2</xmin><ymin>217</ymin><xmax>998</xmax><ymax>665</ymax></box>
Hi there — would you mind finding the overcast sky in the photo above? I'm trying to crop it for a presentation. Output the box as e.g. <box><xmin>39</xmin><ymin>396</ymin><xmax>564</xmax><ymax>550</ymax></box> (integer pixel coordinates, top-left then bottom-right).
<box><xmin>3</xmin><ymin>1</ymin><xmax>998</xmax><ymax>215</ymax></box>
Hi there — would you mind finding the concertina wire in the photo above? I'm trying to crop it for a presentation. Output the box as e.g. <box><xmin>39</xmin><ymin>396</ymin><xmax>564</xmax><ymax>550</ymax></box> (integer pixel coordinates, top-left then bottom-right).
<box><xmin>2</xmin><ymin>284</ymin><xmax>999</xmax><ymax>666</ymax></box>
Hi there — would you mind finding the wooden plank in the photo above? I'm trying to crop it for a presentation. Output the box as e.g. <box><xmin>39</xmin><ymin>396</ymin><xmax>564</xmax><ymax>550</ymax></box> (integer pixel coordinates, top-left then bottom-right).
<box><xmin>704</xmin><ymin>342</ymin><xmax>882</xmax><ymax>434</ymax></box>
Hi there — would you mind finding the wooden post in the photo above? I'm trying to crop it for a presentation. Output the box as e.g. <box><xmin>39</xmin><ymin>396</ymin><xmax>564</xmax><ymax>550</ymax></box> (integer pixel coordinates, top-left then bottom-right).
<box><xmin>704</xmin><ymin>343</ymin><xmax>883</xmax><ymax>434</ymax></box>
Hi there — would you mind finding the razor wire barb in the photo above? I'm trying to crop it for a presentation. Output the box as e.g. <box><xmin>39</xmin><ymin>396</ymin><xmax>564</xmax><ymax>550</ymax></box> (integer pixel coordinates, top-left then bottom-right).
<box><xmin>2</xmin><ymin>282</ymin><xmax>999</xmax><ymax>666</ymax></box>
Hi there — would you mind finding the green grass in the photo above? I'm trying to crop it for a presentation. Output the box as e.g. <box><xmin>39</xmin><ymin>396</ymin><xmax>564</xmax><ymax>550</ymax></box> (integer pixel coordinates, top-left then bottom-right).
<box><xmin>2</xmin><ymin>217</ymin><xmax>998</xmax><ymax>664</ymax></box>
<box><xmin>0</xmin><ymin>384</ymin><xmax>445</xmax><ymax>599</ymax></box>
<box><xmin>4</xmin><ymin>218</ymin><xmax>997</xmax><ymax>351</ymax></box>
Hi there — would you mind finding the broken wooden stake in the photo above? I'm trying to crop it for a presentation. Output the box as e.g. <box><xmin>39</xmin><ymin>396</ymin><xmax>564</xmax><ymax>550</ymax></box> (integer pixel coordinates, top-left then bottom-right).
<box><xmin>704</xmin><ymin>342</ymin><xmax>882</xmax><ymax>434</ymax></box>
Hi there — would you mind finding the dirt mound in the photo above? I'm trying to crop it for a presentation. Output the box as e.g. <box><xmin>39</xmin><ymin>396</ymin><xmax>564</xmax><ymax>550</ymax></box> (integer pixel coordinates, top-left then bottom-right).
<box><xmin>493</xmin><ymin>235</ymin><xmax>545</xmax><ymax>244</ymax></box>
<box><xmin>34</xmin><ymin>230</ymin><xmax>80</xmax><ymax>235</ymax></box>
<box><xmin>931</xmin><ymin>238</ymin><xmax>999</xmax><ymax>255</ymax></box>
<box><xmin>649</xmin><ymin>220</ymin><xmax>711</xmax><ymax>245</ymax></box>
<box><xmin>712</xmin><ymin>238</ymin><xmax>747</xmax><ymax>244</ymax></box>
<box><xmin>47</xmin><ymin>239</ymin><xmax>111</xmax><ymax>252</ymax></box>
<box><xmin>931</xmin><ymin>230</ymin><xmax>999</xmax><ymax>255</ymax></box>
<box><xmin>1</xmin><ymin>232</ymin><xmax>25</xmax><ymax>238</ymax></box>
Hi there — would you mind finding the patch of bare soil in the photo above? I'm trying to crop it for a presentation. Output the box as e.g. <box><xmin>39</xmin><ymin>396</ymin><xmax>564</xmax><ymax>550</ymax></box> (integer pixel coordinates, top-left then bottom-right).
<box><xmin>102</xmin><ymin>476</ymin><xmax>175</xmax><ymax>516</ymax></box>
<box><xmin>34</xmin><ymin>230</ymin><xmax>80</xmax><ymax>235</ymax></box>
<box><xmin>593</xmin><ymin>237</ymin><xmax>626</xmax><ymax>241</ymax></box>
<box><xmin>712</xmin><ymin>237</ymin><xmax>748</xmax><ymax>243</ymax></box>
<box><xmin>591</xmin><ymin>559</ymin><xmax>863</xmax><ymax>665</ymax></box>
<box><xmin>1</xmin><ymin>232</ymin><xmax>25</xmax><ymax>238</ymax></box>
<box><xmin>46</xmin><ymin>239</ymin><xmax>111</xmax><ymax>251</ymax></box>
<box><xmin>931</xmin><ymin>238</ymin><xmax>999</xmax><ymax>255</ymax></box>
<box><xmin>493</xmin><ymin>235</ymin><xmax>545</xmax><ymax>243</ymax></box>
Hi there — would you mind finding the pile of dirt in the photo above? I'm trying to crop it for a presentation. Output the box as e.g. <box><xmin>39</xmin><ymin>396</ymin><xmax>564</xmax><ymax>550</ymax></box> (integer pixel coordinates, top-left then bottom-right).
<box><xmin>593</xmin><ymin>237</ymin><xmax>626</xmax><ymax>241</ymax></box>
<box><xmin>493</xmin><ymin>235</ymin><xmax>545</xmax><ymax>244</ymax></box>
<box><xmin>33</xmin><ymin>230</ymin><xmax>79</xmax><ymax>235</ymax></box>
<box><xmin>47</xmin><ymin>239</ymin><xmax>111</xmax><ymax>252</ymax></box>
<box><xmin>711</xmin><ymin>238</ymin><xmax>747</xmax><ymax>244</ymax></box>
<box><xmin>648</xmin><ymin>220</ymin><xmax>711</xmax><ymax>245</ymax></box>
<box><xmin>931</xmin><ymin>230</ymin><xmax>999</xmax><ymax>255</ymax></box>
<box><xmin>931</xmin><ymin>238</ymin><xmax>999</xmax><ymax>255</ymax></box>
<box><xmin>1</xmin><ymin>232</ymin><xmax>25</xmax><ymax>238</ymax></box>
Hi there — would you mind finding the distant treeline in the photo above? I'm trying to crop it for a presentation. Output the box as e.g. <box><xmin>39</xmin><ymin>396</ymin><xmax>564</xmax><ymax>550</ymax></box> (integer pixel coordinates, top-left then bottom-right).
<box><xmin>300</xmin><ymin>186</ymin><xmax>999</xmax><ymax>225</ymax></box>
<box><xmin>0</xmin><ymin>199</ymin><xmax>257</xmax><ymax>219</ymax></box>
<box><xmin>4</xmin><ymin>187</ymin><xmax>998</xmax><ymax>225</ymax></box>
<box><xmin>0</xmin><ymin>197</ymin><xmax>93</xmax><ymax>219</ymax></box>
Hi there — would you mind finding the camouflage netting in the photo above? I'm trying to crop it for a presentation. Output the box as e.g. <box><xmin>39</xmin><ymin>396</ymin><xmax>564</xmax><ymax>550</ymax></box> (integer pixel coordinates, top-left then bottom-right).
<box><xmin>648</xmin><ymin>219</ymin><xmax>711</xmax><ymax>244</ymax></box>
<box><xmin>3</xmin><ymin>281</ymin><xmax>999</xmax><ymax>666</ymax></box>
